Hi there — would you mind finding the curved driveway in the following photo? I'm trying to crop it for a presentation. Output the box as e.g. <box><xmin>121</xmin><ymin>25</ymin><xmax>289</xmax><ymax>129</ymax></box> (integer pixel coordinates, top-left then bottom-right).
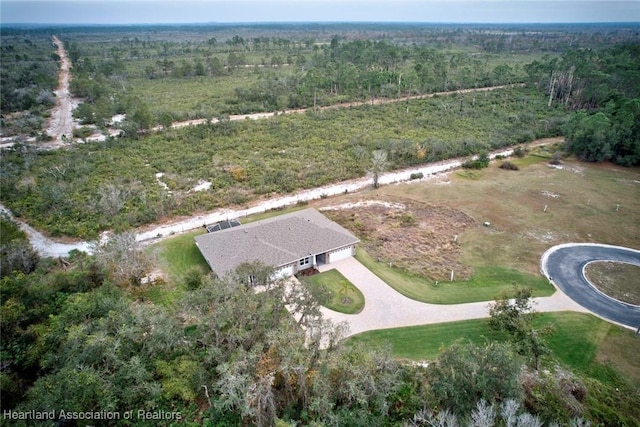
<box><xmin>319</xmin><ymin>256</ymin><xmax>588</xmax><ymax>338</ymax></box>
<box><xmin>541</xmin><ymin>243</ymin><xmax>640</xmax><ymax>329</ymax></box>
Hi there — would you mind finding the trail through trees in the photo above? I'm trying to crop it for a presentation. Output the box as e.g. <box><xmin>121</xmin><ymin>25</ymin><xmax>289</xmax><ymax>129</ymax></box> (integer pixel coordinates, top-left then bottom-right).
<box><xmin>46</xmin><ymin>36</ymin><xmax>76</xmax><ymax>146</ymax></box>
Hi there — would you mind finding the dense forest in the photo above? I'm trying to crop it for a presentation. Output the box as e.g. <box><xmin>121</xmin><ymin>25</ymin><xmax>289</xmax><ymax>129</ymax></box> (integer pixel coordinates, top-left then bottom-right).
<box><xmin>1</xmin><ymin>23</ymin><xmax>640</xmax><ymax>426</ymax></box>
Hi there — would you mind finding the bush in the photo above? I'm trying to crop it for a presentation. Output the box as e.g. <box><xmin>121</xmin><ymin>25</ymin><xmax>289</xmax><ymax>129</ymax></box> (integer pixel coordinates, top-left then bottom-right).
<box><xmin>462</xmin><ymin>153</ymin><xmax>490</xmax><ymax>170</ymax></box>
<box><xmin>549</xmin><ymin>153</ymin><xmax>563</xmax><ymax>165</ymax></box>
<box><xmin>73</xmin><ymin>126</ymin><xmax>95</xmax><ymax>139</ymax></box>
<box><xmin>183</xmin><ymin>267</ymin><xmax>205</xmax><ymax>290</ymax></box>
<box><xmin>410</xmin><ymin>172</ymin><xmax>424</xmax><ymax>180</ymax></box>
<box><xmin>521</xmin><ymin>368</ymin><xmax>587</xmax><ymax>423</ymax></box>
<box><xmin>500</xmin><ymin>161</ymin><xmax>519</xmax><ymax>171</ymax></box>
<box><xmin>513</xmin><ymin>146</ymin><xmax>527</xmax><ymax>158</ymax></box>
<box><xmin>429</xmin><ymin>341</ymin><xmax>523</xmax><ymax>415</ymax></box>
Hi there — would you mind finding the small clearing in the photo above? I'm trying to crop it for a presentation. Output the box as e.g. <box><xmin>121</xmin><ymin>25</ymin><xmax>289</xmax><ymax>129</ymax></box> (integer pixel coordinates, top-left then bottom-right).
<box><xmin>323</xmin><ymin>197</ymin><xmax>476</xmax><ymax>281</ymax></box>
<box><xmin>190</xmin><ymin>180</ymin><xmax>212</xmax><ymax>192</ymax></box>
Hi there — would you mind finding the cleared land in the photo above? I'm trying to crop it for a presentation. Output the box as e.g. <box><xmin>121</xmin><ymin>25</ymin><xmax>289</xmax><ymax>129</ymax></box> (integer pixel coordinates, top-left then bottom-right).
<box><xmin>584</xmin><ymin>261</ymin><xmax>640</xmax><ymax>306</ymax></box>
<box><xmin>152</xmin><ymin>150</ymin><xmax>640</xmax><ymax>306</ymax></box>
<box><xmin>366</xmin><ymin>147</ymin><xmax>640</xmax><ymax>278</ymax></box>
<box><xmin>319</xmin><ymin>147</ymin><xmax>639</xmax><ymax>303</ymax></box>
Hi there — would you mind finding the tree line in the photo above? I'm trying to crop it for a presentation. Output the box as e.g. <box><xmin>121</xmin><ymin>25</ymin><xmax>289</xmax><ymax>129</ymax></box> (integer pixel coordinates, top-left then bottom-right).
<box><xmin>523</xmin><ymin>43</ymin><xmax>640</xmax><ymax>165</ymax></box>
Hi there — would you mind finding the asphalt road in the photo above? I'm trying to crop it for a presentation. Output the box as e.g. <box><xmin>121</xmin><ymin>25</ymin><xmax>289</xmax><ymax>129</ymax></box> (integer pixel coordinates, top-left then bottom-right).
<box><xmin>541</xmin><ymin>244</ymin><xmax>640</xmax><ymax>329</ymax></box>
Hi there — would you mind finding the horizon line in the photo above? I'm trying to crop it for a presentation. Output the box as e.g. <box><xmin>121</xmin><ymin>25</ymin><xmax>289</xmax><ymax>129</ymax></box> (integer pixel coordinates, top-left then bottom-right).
<box><xmin>3</xmin><ymin>20</ymin><xmax>640</xmax><ymax>26</ymax></box>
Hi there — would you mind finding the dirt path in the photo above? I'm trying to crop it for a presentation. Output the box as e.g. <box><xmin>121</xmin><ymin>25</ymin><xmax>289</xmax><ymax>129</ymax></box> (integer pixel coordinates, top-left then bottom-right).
<box><xmin>0</xmin><ymin>137</ymin><xmax>559</xmax><ymax>257</ymax></box>
<box><xmin>170</xmin><ymin>83</ymin><xmax>525</xmax><ymax>129</ymax></box>
<box><xmin>45</xmin><ymin>36</ymin><xmax>77</xmax><ymax>147</ymax></box>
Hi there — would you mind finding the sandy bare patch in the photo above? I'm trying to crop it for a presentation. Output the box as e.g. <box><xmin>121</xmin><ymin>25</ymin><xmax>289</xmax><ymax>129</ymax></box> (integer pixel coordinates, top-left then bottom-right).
<box><xmin>155</xmin><ymin>173</ymin><xmax>171</xmax><ymax>192</ymax></box>
<box><xmin>190</xmin><ymin>180</ymin><xmax>212</xmax><ymax>192</ymax></box>
<box><xmin>540</xmin><ymin>190</ymin><xmax>560</xmax><ymax>199</ymax></box>
<box><xmin>320</xmin><ymin>200</ymin><xmax>406</xmax><ymax>212</ymax></box>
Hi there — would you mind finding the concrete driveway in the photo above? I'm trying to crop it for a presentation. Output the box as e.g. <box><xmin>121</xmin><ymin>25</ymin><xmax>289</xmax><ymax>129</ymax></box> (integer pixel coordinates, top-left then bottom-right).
<box><xmin>319</xmin><ymin>256</ymin><xmax>587</xmax><ymax>338</ymax></box>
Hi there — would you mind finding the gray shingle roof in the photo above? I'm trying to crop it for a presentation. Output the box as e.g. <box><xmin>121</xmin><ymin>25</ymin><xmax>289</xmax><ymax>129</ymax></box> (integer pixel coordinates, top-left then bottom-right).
<box><xmin>195</xmin><ymin>208</ymin><xmax>359</xmax><ymax>277</ymax></box>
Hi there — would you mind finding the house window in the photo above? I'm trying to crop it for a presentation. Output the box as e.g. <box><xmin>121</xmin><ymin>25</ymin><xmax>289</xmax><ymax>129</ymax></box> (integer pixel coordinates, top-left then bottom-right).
<box><xmin>299</xmin><ymin>257</ymin><xmax>311</xmax><ymax>267</ymax></box>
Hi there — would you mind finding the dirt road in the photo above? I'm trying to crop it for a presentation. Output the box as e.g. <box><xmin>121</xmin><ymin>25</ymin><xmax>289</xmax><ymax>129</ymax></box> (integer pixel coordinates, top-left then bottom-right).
<box><xmin>46</xmin><ymin>36</ymin><xmax>77</xmax><ymax>146</ymax></box>
<box><xmin>2</xmin><ymin>35</ymin><xmax>526</xmax><ymax>147</ymax></box>
<box><xmin>171</xmin><ymin>83</ymin><xmax>525</xmax><ymax>129</ymax></box>
<box><xmin>1</xmin><ymin>137</ymin><xmax>560</xmax><ymax>257</ymax></box>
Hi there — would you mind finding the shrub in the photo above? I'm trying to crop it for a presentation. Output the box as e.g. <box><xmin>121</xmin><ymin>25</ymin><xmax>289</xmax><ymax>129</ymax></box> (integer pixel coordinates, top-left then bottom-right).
<box><xmin>462</xmin><ymin>152</ymin><xmax>490</xmax><ymax>170</ymax></box>
<box><xmin>229</xmin><ymin>166</ymin><xmax>247</xmax><ymax>182</ymax></box>
<box><xmin>521</xmin><ymin>368</ymin><xmax>587</xmax><ymax>423</ymax></box>
<box><xmin>183</xmin><ymin>267</ymin><xmax>205</xmax><ymax>290</ymax></box>
<box><xmin>410</xmin><ymin>172</ymin><xmax>424</xmax><ymax>180</ymax></box>
<box><xmin>73</xmin><ymin>126</ymin><xmax>95</xmax><ymax>139</ymax></box>
<box><xmin>500</xmin><ymin>161</ymin><xmax>519</xmax><ymax>171</ymax></box>
<box><xmin>549</xmin><ymin>153</ymin><xmax>563</xmax><ymax>165</ymax></box>
<box><xmin>513</xmin><ymin>146</ymin><xmax>526</xmax><ymax>158</ymax></box>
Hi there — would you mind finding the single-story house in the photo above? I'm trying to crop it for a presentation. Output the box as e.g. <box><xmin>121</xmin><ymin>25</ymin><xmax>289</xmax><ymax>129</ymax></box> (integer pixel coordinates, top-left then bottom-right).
<box><xmin>195</xmin><ymin>208</ymin><xmax>359</xmax><ymax>279</ymax></box>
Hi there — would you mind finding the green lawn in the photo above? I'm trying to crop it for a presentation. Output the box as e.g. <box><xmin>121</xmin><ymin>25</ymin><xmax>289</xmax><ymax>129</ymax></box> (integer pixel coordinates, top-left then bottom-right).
<box><xmin>148</xmin><ymin>229</ymin><xmax>209</xmax><ymax>280</ymax></box>
<box><xmin>355</xmin><ymin>249</ymin><xmax>555</xmax><ymax>304</ymax></box>
<box><xmin>143</xmin><ymin>230</ymin><xmax>210</xmax><ymax>306</ymax></box>
<box><xmin>307</xmin><ymin>269</ymin><xmax>365</xmax><ymax>314</ymax></box>
<box><xmin>348</xmin><ymin>317</ymin><xmax>507</xmax><ymax>360</ymax></box>
<box><xmin>346</xmin><ymin>312</ymin><xmax>637</xmax><ymax>380</ymax></box>
<box><xmin>510</xmin><ymin>153</ymin><xmax>552</xmax><ymax>167</ymax></box>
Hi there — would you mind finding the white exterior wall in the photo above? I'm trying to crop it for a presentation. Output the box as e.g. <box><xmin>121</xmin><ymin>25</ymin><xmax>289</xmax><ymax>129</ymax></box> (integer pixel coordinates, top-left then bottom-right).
<box><xmin>327</xmin><ymin>245</ymin><xmax>355</xmax><ymax>263</ymax></box>
<box><xmin>273</xmin><ymin>263</ymin><xmax>295</xmax><ymax>279</ymax></box>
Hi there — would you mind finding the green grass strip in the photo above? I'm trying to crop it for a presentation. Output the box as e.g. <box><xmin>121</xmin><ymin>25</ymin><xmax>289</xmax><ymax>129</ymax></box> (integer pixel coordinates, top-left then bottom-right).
<box><xmin>355</xmin><ymin>249</ymin><xmax>554</xmax><ymax>304</ymax></box>
<box><xmin>346</xmin><ymin>312</ymin><xmax>615</xmax><ymax>373</ymax></box>
<box><xmin>148</xmin><ymin>229</ymin><xmax>209</xmax><ymax>280</ymax></box>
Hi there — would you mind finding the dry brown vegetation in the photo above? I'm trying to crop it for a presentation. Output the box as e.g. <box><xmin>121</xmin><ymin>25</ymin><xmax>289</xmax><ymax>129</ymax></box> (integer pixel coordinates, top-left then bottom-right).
<box><xmin>322</xmin><ymin>199</ymin><xmax>476</xmax><ymax>281</ymax></box>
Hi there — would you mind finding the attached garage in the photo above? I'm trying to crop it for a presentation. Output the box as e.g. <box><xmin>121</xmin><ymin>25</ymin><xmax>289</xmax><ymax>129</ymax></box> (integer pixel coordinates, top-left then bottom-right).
<box><xmin>327</xmin><ymin>245</ymin><xmax>355</xmax><ymax>263</ymax></box>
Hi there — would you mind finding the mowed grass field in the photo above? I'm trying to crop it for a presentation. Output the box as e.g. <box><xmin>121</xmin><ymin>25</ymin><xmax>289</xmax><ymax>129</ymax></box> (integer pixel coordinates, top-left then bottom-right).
<box><xmin>346</xmin><ymin>312</ymin><xmax>640</xmax><ymax>384</ymax></box>
<box><xmin>354</xmin><ymin>248</ymin><xmax>553</xmax><ymax>304</ymax></box>
<box><xmin>376</xmin><ymin>148</ymin><xmax>640</xmax><ymax>277</ymax></box>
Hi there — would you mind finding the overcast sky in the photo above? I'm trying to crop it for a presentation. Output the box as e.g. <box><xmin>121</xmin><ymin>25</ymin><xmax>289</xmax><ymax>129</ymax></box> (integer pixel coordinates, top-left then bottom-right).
<box><xmin>2</xmin><ymin>1</ymin><xmax>639</xmax><ymax>25</ymax></box>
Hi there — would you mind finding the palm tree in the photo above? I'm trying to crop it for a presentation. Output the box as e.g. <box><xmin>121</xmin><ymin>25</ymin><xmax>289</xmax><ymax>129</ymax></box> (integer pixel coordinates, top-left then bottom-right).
<box><xmin>370</xmin><ymin>149</ymin><xmax>389</xmax><ymax>189</ymax></box>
